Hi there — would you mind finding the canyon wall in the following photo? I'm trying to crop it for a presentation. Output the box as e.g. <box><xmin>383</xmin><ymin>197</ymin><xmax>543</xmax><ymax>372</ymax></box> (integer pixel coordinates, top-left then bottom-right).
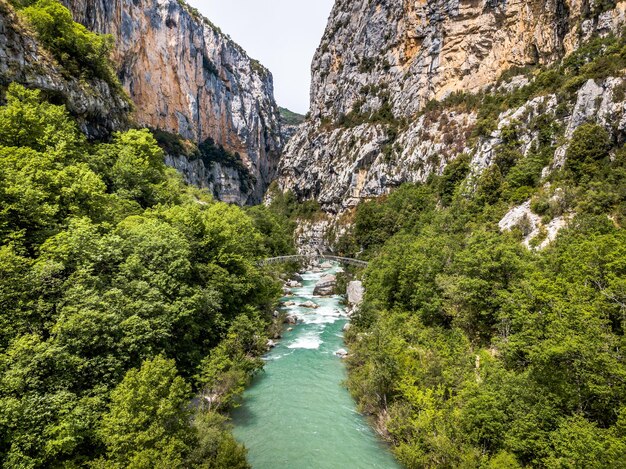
<box><xmin>278</xmin><ymin>0</ymin><xmax>626</xmax><ymax>212</ymax></box>
<box><xmin>62</xmin><ymin>0</ymin><xmax>283</xmax><ymax>204</ymax></box>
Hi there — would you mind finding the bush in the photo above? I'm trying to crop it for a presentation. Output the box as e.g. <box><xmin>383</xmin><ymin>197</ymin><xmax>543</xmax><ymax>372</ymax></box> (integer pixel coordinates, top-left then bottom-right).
<box><xmin>566</xmin><ymin>123</ymin><xmax>611</xmax><ymax>183</ymax></box>
<box><xmin>17</xmin><ymin>0</ymin><xmax>118</xmax><ymax>85</ymax></box>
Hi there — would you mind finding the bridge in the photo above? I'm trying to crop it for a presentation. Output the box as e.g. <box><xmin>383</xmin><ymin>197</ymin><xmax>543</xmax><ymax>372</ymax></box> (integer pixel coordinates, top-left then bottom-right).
<box><xmin>258</xmin><ymin>255</ymin><xmax>369</xmax><ymax>268</ymax></box>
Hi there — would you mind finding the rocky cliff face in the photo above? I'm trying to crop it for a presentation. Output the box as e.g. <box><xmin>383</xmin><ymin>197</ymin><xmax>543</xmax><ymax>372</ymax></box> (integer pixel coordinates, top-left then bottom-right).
<box><xmin>62</xmin><ymin>0</ymin><xmax>282</xmax><ymax>205</ymax></box>
<box><xmin>278</xmin><ymin>0</ymin><xmax>626</xmax><ymax>212</ymax></box>
<box><xmin>0</xmin><ymin>0</ymin><xmax>131</xmax><ymax>138</ymax></box>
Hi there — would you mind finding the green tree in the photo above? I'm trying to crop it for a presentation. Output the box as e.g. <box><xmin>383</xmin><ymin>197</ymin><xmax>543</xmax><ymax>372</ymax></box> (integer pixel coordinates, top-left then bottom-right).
<box><xmin>96</xmin><ymin>356</ymin><xmax>194</xmax><ymax>468</ymax></box>
<box><xmin>566</xmin><ymin>124</ymin><xmax>611</xmax><ymax>183</ymax></box>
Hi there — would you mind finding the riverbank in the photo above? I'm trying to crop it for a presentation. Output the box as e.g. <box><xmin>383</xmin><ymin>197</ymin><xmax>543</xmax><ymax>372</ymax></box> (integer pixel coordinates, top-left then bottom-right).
<box><xmin>232</xmin><ymin>264</ymin><xmax>399</xmax><ymax>468</ymax></box>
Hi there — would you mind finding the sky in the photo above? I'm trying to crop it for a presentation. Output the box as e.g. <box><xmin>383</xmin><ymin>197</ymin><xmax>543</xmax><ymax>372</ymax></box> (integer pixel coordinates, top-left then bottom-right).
<box><xmin>189</xmin><ymin>0</ymin><xmax>335</xmax><ymax>114</ymax></box>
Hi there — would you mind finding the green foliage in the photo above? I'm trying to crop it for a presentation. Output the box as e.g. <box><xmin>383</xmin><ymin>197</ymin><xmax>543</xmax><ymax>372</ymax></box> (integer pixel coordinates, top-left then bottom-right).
<box><xmin>565</xmin><ymin>123</ymin><xmax>611</xmax><ymax>183</ymax></box>
<box><xmin>0</xmin><ymin>84</ymin><xmax>288</xmax><ymax>467</ymax></box>
<box><xmin>343</xmin><ymin>111</ymin><xmax>626</xmax><ymax>467</ymax></box>
<box><xmin>265</xmin><ymin>184</ymin><xmax>323</xmax><ymax>221</ymax></box>
<box><xmin>13</xmin><ymin>0</ymin><xmax>119</xmax><ymax>86</ymax></box>
<box><xmin>279</xmin><ymin>107</ymin><xmax>305</xmax><ymax>126</ymax></box>
<box><xmin>95</xmin><ymin>356</ymin><xmax>194</xmax><ymax>468</ymax></box>
<box><xmin>195</xmin><ymin>314</ymin><xmax>266</xmax><ymax>411</ymax></box>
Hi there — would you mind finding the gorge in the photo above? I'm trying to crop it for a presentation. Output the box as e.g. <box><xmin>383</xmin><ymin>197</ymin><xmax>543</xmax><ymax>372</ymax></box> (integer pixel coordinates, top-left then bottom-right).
<box><xmin>1</xmin><ymin>0</ymin><xmax>626</xmax><ymax>468</ymax></box>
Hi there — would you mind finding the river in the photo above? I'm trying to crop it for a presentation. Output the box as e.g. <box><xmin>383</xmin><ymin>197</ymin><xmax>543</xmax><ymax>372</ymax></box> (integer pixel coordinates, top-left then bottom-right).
<box><xmin>232</xmin><ymin>264</ymin><xmax>400</xmax><ymax>469</ymax></box>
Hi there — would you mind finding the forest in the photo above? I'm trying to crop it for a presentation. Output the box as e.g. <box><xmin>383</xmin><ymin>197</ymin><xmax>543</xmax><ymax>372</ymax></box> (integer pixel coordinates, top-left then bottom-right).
<box><xmin>338</xmin><ymin>115</ymin><xmax>626</xmax><ymax>468</ymax></box>
<box><xmin>0</xmin><ymin>82</ymin><xmax>294</xmax><ymax>468</ymax></box>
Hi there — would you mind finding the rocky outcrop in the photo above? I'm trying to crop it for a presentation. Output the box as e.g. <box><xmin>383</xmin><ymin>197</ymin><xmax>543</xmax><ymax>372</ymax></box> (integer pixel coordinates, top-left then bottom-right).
<box><xmin>294</xmin><ymin>217</ymin><xmax>351</xmax><ymax>256</ymax></box>
<box><xmin>63</xmin><ymin>0</ymin><xmax>283</xmax><ymax>204</ymax></box>
<box><xmin>278</xmin><ymin>0</ymin><xmax>626</xmax><ymax>212</ymax></box>
<box><xmin>347</xmin><ymin>281</ymin><xmax>364</xmax><ymax>306</ymax></box>
<box><xmin>0</xmin><ymin>0</ymin><xmax>131</xmax><ymax>138</ymax></box>
<box><xmin>313</xmin><ymin>274</ymin><xmax>337</xmax><ymax>296</ymax></box>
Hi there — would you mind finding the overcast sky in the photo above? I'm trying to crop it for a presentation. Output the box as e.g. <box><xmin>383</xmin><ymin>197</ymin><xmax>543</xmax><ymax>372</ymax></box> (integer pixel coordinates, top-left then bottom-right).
<box><xmin>189</xmin><ymin>0</ymin><xmax>335</xmax><ymax>114</ymax></box>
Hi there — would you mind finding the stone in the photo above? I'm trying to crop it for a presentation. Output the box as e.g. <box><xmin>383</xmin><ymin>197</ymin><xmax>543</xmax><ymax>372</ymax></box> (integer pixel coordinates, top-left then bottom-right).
<box><xmin>284</xmin><ymin>315</ymin><xmax>298</xmax><ymax>325</ymax></box>
<box><xmin>284</xmin><ymin>301</ymin><xmax>297</xmax><ymax>307</ymax></box>
<box><xmin>267</xmin><ymin>339</ymin><xmax>277</xmax><ymax>349</ymax></box>
<box><xmin>300</xmin><ymin>301</ymin><xmax>320</xmax><ymax>309</ymax></box>
<box><xmin>320</xmin><ymin>262</ymin><xmax>333</xmax><ymax>269</ymax></box>
<box><xmin>342</xmin><ymin>323</ymin><xmax>351</xmax><ymax>333</ymax></box>
<box><xmin>286</xmin><ymin>280</ymin><xmax>303</xmax><ymax>288</ymax></box>
<box><xmin>313</xmin><ymin>274</ymin><xmax>337</xmax><ymax>296</ymax></box>
<box><xmin>347</xmin><ymin>281</ymin><xmax>365</xmax><ymax>306</ymax></box>
<box><xmin>335</xmin><ymin>348</ymin><xmax>349</xmax><ymax>359</ymax></box>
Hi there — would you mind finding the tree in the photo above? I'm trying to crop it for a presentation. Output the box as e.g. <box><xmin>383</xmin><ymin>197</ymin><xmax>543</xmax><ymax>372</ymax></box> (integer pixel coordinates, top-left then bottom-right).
<box><xmin>96</xmin><ymin>357</ymin><xmax>194</xmax><ymax>468</ymax></box>
<box><xmin>566</xmin><ymin>123</ymin><xmax>611</xmax><ymax>183</ymax></box>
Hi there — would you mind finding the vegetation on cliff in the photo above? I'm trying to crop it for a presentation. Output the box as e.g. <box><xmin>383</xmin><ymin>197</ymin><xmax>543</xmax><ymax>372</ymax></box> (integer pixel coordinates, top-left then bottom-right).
<box><xmin>9</xmin><ymin>0</ymin><xmax>120</xmax><ymax>88</ymax></box>
<box><xmin>0</xmin><ymin>84</ymin><xmax>293</xmax><ymax>468</ymax></box>
<box><xmin>337</xmin><ymin>70</ymin><xmax>626</xmax><ymax>469</ymax></box>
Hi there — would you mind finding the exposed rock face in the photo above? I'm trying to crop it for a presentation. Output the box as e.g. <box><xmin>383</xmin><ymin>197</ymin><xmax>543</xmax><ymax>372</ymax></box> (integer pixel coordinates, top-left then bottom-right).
<box><xmin>278</xmin><ymin>0</ymin><xmax>626</xmax><ymax>212</ymax></box>
<box><xmin>0</xmin><ymin>0</ymin><xmax>130</xmax><ymax>138</ymax></box>
<box><xmin>63</xmin><ymin>0</ymin><xmax>283</xmax><ymax>204</ymax></box>
<box><xmin>347</xmin><ymin>281</ymin><xmax>364</xmax><ymax>306</ymax></box>
<box><xmin>313</xmin><ymin>274</ymin><xmax>337</xmax><ymax>296</ymax></box>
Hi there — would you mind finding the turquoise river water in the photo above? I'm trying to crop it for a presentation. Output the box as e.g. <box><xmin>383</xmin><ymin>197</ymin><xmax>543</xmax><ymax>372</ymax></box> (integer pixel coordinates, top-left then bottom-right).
<box><xmin>232</xmin><ymin>265</ymin><xmax>400</xmax><ymax>469</ymax></box>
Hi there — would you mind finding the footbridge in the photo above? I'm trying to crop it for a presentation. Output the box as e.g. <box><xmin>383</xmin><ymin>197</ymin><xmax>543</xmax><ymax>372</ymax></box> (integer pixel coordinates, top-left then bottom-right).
<box><xmin>259</xmin><ymin>255</ymin><xmax>368</xmax><ymax>268</ymax></box>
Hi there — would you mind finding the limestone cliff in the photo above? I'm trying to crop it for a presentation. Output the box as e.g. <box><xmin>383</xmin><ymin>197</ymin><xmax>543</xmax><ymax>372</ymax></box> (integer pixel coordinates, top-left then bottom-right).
<box><xmin>0</xmin><ymin>0</ymin><xmax>131</xmax><ymax>139</ymax></box>
<box><xmin>62</xmin><ymin>0</ymin><xmax>282</xmax><ymax>205</ymax></box>
<box><xmin>278</xmin><ymin>0</ymin><xmax>626</xmax><ymax>212</ymax></box>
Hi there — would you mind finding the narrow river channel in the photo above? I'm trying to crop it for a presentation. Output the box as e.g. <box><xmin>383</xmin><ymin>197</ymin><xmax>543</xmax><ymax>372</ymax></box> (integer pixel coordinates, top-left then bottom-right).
<box><xmin>232</xmin><ymin>264</ymin><xmax>400</xmax><ymax>469</ymax></box>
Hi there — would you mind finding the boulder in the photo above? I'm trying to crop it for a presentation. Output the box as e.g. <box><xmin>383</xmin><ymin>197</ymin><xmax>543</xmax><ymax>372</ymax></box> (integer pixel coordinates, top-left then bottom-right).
<box><xmin>284</xmin><ymin>314</ymin><xmax>298</xmax><ymax>324</ymax></box>
<box><xmin>300</xmin><ymin>300</ymin><xmax>320</xmax><ymax>309</ymax></box>
<box><xmin>292</xmin><ymin>273</ymin><xmax>304</xmax><ymax>281</ymax></box>
<box><xmin>335</xmin><ymin>348</ymin><xmax>349</xmax><ymax>358</ymax></box>
<box><xmin>347</xmin><ymin>281</ymin><xmax>365</xmax><ymax>306</ymax></box>
<box><xmin>286</xmin><ymin>280</ymin><xmax>302</xmax><ymax>288</ymax></box>
<box><xmin>320</xmin><ymin>262</ymin><xmax>333</xmax><ymax>269</ymax></box>
<box><xmin>313</xmin><ymin>274</ymin><xmax>337</xmax><ymax>296</ymax></box>
<box><xmin>342</xmin><ymin>323</ymin><xmax>351</xmax><ymax>333</ymax></box>
<box><xmin>284</xmin><ymin>301</ymin><xmax>296</xmax><ymax>307</ymax></box>
<box><xmin>267</xmin><ymin>339</ymin><xmax>277</xmax><ymax>349</ymax></box>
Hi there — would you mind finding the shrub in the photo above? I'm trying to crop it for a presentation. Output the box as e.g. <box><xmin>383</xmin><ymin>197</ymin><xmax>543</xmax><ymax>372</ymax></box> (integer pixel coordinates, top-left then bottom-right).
<box><xmin>566</xmin><ymin>123</ymin><xmax>611</xmax><ymax>183</ymax></box>
<box><xmin>17</xmin><ymin>0</ymin><xmax>118</xmax><ymax>85</ymax></box>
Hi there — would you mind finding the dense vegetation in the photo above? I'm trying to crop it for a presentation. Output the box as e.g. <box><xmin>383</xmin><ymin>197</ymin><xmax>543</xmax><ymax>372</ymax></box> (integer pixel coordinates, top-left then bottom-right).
<box><xmin>336</xmin><ymin>105</ymin><xmax>626</xmax><ymax>466</ymax></box>
<box><xmin>278</xmin><ymin>107</ymin><xmax>306</xmax><ymax>126</ymax></box>
<box><xmin>9</xmin><ymin>0</ymin><xmax>119</xmax><ymax>87</ymax></box>
<box><xmin>0</xmin><ymin>83</ymin><xmax>294</xmax><ymax>468</ymax></box>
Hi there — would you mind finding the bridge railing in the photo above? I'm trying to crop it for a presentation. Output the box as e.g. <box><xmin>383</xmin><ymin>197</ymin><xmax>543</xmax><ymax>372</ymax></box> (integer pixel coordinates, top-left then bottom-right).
<box><xmin>258</xmin><ymin>255</ymin><xmax>368</xmax><ymax>268</ymax></box>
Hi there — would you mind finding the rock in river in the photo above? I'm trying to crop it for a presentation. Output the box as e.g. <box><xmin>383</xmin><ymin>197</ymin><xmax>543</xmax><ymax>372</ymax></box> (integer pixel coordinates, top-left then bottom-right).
<box><xmin>313</xmin><ymin>274</ymin><xmax>336</xmax><ymax>296</ymax></box>
<box><xmin>284</xmin><ymin>314</ymin><xmax>298</xmax><ymax>324</ymax></box>
<box><xmin>335</xmin><ymin>348</ymin><xmax>349</xmax><ymax>358</ymax></box>
<box><xmin>300</xmin><ymin>300</ymin><xmax>320</xmax><ymax>309</ymax></box>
